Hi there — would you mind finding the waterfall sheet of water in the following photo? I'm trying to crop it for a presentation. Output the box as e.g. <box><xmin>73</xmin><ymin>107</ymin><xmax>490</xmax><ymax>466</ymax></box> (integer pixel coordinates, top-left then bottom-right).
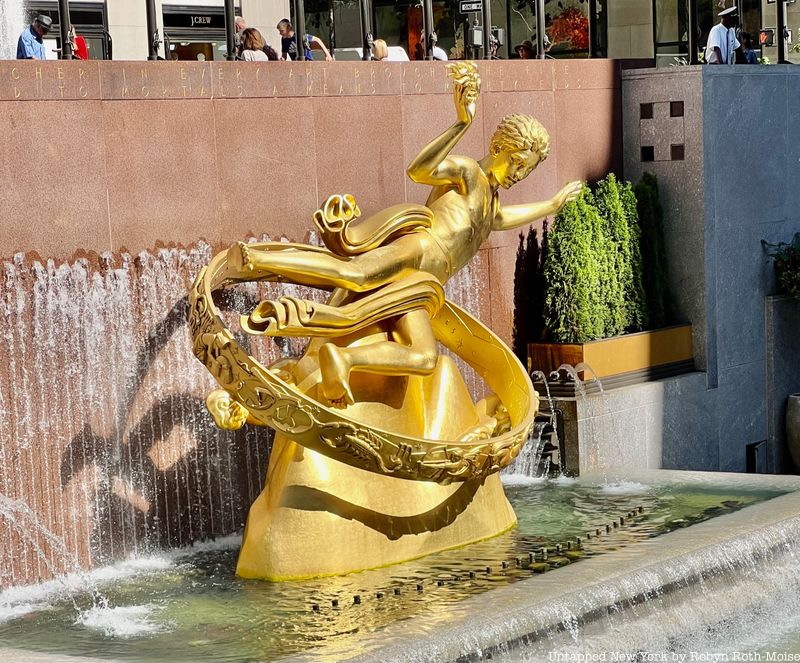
<box><xmin>0</xmin><ymin>245</ymin><xmax>276</xmax><ymax>589</ymax></box>
<box><xmin>0</xmin><ymin>241</ymin><xmax>490</xmax><ymax>590</ymax></box>
<box><xmin>0</xmin><ymin>0</ymin><xmax>24</xmax><ymax>60</ymax></box>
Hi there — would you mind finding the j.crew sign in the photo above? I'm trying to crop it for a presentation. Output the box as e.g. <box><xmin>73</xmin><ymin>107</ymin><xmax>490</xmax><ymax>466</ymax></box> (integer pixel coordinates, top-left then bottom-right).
<box><xmin>190</xmin><ymin>15</ymin><xmax>212</xmax><ymax>26</ymax></box>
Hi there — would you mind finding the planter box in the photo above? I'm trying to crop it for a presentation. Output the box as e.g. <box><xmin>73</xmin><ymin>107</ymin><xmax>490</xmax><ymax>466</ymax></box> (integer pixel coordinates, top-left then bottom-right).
<box><xmin>528</xmin><ymin>324</ymin><xmax>694</xmax><ymax>395</ymax></box>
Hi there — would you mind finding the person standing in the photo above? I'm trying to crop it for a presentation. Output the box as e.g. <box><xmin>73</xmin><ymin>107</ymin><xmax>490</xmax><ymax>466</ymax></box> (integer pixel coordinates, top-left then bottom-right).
<box><xmin>16</xmin><ymin>14</ymin><xmax>52</xmax><ymax>60</ymax></box>
<box><xmin>70</xmin><ymin>25</ymin><xmax>89</xmax><ymax>60</ymax></box>
<box><xmin>741</xmin><ymin>32</ymin><xmax>758</xmax><ymax>64</ymax></box>
<box><xmin>705</xmin><ymin>6</ymin><xmax>741</xmax><ymax>64</ymax></box>
<box><xmin>276</xmin><ymin>19</ymin><xmax>332</xmax><ymax>61</ymax></box>
<box><xmin>240</xmin><ymin>28</ymin><xmax>269</xmax><ymax>61</ymax></box>
<box><xmin>372</xmin><ymin>38</ymin><xmax>389</xmax><ymax>61</ymax></box>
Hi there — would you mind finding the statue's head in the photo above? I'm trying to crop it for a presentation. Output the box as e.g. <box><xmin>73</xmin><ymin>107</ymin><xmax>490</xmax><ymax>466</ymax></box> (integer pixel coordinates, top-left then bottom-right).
<box><xmin>488</xmin><ymin>114</ymin><xmax>550</xmax><ymax>189</ymax></box>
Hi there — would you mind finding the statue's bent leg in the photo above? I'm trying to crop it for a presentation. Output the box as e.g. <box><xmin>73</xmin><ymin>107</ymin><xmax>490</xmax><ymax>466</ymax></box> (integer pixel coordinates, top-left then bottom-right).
<box><xmin>229</xmin><ymin>238</ymin><xmax>424</xmax><ymax>293</ymax></box>
<box><xmin>318</xmin><ymin>309</ymin><xmax>438</xmax><ymax>406</ymax></box>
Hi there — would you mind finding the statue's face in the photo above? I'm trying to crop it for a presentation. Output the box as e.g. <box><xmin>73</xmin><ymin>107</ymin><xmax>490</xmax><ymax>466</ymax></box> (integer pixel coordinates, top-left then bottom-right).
<box><xmin>494</xmin><ymin>148</ymin><xmax>540</xmax><ymax>189</ymax></box>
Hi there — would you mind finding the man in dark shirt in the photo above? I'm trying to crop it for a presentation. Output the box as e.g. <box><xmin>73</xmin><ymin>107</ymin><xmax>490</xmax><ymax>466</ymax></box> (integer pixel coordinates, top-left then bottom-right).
<box><xmin>276</xmin><ymin>19</ymin><xmax>333</xmax><ymax>61</ymax></box>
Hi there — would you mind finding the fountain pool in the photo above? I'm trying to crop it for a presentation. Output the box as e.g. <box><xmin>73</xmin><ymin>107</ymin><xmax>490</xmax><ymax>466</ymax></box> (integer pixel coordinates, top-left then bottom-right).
<box><xmin>1</xmin><ymin>470</ymin><xmax>797</xmax><ymax>663</ymax></box>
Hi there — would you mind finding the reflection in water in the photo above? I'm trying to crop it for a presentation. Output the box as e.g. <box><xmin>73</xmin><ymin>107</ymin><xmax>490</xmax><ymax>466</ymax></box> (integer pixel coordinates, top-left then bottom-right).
<box><xmin>0</xmin><ymin>478</ymin><xmax>784</xmax><ymax>663</ymax></box>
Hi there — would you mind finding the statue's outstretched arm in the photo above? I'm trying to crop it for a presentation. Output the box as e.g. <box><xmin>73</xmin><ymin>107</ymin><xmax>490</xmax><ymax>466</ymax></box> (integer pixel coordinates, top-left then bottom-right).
<box><xmin>492</xmin><ymin>181</ymin><xmax>583</xmax><ymax>231</ymax></box>
<box><xmin>406</xmin><ymin>63</ymin><xmax>480</xmax><ymax>189</ymax></box>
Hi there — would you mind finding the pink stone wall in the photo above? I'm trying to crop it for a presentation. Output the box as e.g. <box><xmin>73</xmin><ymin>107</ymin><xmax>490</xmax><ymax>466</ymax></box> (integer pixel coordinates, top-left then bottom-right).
<box><xmin>0</xmin><ymin>59</ymin><xmax>624</xmax><ymax>588</ymax></box>
<box><xmin>0</xmin><ymin>58</ymin><xmax>624</xmax><ymax>332</ymax></box>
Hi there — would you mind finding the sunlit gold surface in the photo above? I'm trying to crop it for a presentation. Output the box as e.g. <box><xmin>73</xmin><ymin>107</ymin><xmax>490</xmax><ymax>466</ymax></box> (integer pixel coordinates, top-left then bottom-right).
<box><xmin>189</xmin><ymin>61</ymin><xmax>582</xmax><ymax>578</ymax></box>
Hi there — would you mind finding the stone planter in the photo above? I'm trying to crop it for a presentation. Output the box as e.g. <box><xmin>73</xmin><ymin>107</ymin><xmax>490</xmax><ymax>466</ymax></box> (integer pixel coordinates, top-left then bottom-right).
<box><xmin>787</xmin><ymin>394</ymin><xmax>800</xmax><ymax>470</ymax></box>
<box><xmin>527</xmin><ymin>324</ymin><xmax>694</xmax><ymax>393</ymax></box>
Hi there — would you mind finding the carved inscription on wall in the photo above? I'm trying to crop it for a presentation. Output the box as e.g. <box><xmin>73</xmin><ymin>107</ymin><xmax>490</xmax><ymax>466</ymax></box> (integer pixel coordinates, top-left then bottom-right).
<box><xmin>100</xmin><ymin>62</ymin><xmax>212</xmax><ymax>100</ymax></box>
<box><xmin>0</xmin><ymin>61</ymin><xmax>101</xmax><ymax>100</ymax></box>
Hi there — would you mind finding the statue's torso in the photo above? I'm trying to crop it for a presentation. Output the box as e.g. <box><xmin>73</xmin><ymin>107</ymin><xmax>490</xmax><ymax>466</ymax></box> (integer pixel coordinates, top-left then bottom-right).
<box><xmin>425</xmin><ymin>162</ymin><xmax>497</xmax><ymax>281</ymax></box>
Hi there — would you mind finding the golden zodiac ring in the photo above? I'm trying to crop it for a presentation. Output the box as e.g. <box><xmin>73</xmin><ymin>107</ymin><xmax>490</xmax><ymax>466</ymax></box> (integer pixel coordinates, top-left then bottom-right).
<box><xmin>188</xmin><ymin>245</ymin><xmax>538</xmax><ymax>485</ymax></box>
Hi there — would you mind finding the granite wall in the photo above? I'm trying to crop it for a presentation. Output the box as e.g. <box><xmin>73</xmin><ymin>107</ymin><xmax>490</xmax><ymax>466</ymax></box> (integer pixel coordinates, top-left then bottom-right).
<box><xmin>0</xmin><ymin>59</ymin><xmax>626</xmax><ymax>588</ymax></box>
<box><xmin>611</xmin><ymin>65</ymin><xmax>800</xmax><ymax>474</ymax></box>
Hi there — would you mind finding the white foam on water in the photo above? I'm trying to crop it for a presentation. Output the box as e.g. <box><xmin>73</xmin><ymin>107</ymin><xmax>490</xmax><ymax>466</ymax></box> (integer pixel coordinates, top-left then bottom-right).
<box><xmin>598</xmin><ymin>481</ymin><xmax>651</xmax><ymax>495</ymax></box>
<box><xmin>0</xmin><ymin>601</ymin><xmax>50</xmax><ymax>622</ymax></box>
<box><xmin>552</xmin><ymin>475</ymin><xmax>578</xmax><ymax>486</ymax></box>
<box><xmin>76</xmin><ymin>604</ymin><xmax>172</xmax><ymax>638</ymax></box>
<box><xmin>0</xmin><ymin>553</ymin><xmax>175</xmax><ymax>624</ymax></box>
<box><xmin>88</xmin><ymin>556</ymin><xmax>174</xmax><ymax>582</ymax></box>
<box><xmin>501</xmin><ymin>474</ymin><xmax>548</xmax><ymax>487</ymax></box>
<box><xmin>0</xmin><ymin>532</ymin><xmax>242</xmax><ymax>624</ymax></box>
<box><xmin>169</xmin><ymin>533</ymin><xmax>241</xmax><ymax>559</ymax></box>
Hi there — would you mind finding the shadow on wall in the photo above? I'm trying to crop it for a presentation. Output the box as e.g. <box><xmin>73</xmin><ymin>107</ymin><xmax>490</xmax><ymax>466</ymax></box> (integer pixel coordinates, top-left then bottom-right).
<box><xmin>58</xmin><ymin>295</ymin><xmax>275</xmax><ymax>562</ymax></box>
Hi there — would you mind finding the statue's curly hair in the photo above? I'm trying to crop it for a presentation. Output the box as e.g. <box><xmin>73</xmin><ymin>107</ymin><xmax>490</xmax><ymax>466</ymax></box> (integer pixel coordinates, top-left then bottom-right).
<box><xmin>489</xmin><ymin>114</ymin><xmax>550</xmax><ymax>161</ymax></box>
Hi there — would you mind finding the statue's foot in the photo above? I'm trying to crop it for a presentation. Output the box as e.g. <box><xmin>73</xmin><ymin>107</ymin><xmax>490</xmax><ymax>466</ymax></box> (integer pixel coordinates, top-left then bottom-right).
<box><xmin>319</xmin><ymin>343</ymin><xmax>355</xmax><ymax>408</ymax></box>
<box><xmin>228</xmin><ymin>241</ymin><xmax>254</xmax><ymax>272</ymax></box>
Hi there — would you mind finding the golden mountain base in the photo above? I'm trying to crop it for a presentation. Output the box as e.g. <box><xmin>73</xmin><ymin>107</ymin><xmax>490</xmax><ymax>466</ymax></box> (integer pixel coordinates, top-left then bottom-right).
<box><xmin>236</xmin><ymin>356</ymin><xmax>517</xmax><ymax>580</ymax></box>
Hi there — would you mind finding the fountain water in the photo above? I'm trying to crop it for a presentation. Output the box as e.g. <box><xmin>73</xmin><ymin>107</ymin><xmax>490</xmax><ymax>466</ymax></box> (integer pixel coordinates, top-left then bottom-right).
<box><xmin>0</xmin><ymin>241</ymin><xmax>494</xmax><ymax>590</ymax></box>
<box><xmin>0</xmin><ymin>0</ymin><xmax>25</xmax><ymax>60</ymax></box>
<box><xmin>1</xmin><ymin>470</ymin><xmax>791</xmax><ymax>662</ymax></box>
<box><xmin>0</xmin><ymin>244</ymin><xmax>278</xmax><ymax>589</ymax></box>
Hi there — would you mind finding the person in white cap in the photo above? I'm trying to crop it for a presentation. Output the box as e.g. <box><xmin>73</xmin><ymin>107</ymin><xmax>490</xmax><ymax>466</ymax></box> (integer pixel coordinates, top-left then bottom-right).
<box><xmin>705</xmin><ymin>6</ymin><xmax>741</xmax><ymax>64</ymax></box>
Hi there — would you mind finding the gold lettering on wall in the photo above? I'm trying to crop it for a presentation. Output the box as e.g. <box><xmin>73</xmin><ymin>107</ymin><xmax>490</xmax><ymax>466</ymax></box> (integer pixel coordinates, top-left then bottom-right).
<box><xmin>141</xmin><ymin>86</ymin><xmax>150</xmax><ymax>97</ymax></box>
<box><xmin>14</xmin><ymin>87</ymin><xmax>21</xmax><ymax>98</ymax></box>
<box><xmin>11</xmin><ymin>67</ymin><xmax>20</xmax><ymax>80</ymax></box>
<box><xmin>79</xmin><ymin>86</ymin><xmax>88</xmax><ymax>97</ymax></box>
<box><xmin>35</xmin><ymin>68</ymin><xmax>42</xmax><ymax>80</ymax></box>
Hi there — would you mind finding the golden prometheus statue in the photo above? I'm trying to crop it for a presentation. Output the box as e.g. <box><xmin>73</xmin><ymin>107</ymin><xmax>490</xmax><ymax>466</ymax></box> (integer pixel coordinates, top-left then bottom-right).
<box><xmin>189</xmin><ymin>62</ymin><xmax>582</xmax><ymax>580</ymax></box>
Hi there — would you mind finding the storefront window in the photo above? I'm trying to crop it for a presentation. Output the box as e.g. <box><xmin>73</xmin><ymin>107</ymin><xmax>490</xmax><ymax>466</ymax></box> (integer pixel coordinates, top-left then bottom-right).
<box><xmin>164</xmin><ymin>6</ymin><xmax>240</xmax><ymax>61</ymax></box>
<box><xmin>652</xmin><ymin>0</ymin><xmax>688</xmax><ymax>66</ymax></box>
<box><xmin>546</xmin><ymin>0</ymin><xmax>590</xmax><ymax>56</ymax></box>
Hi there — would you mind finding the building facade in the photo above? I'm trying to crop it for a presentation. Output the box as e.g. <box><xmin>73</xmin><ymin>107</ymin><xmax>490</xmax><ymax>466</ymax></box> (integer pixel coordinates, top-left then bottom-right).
<box><xmin>20</xmin><ymin>0</ymin><xmax>793</xmax><ymax>64</ymax></box>
<box><xmin>22</xmin><ymin>0</ymin><xmax>289</xmax><ymax>61</ymax></box>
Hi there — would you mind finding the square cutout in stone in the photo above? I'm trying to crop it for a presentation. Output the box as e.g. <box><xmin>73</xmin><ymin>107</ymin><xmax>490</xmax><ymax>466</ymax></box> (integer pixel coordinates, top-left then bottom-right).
<box><xmin>671</xmin><ymin>144</ymin><xmax>685</xmax><ymax>161</ymax></box>
<box><xmin>640</xmin><ymin>103</ymin><xmax>654</xmax><ymax>119</ymax></box>
<box><xmin>670</xmin><ymin>101</ymin><xmax>684</xmax><ymax>117</ymax></box>
<box><xmin>641</xmin><ymin>146</ymin><xmax>655</xmax><ymax>162</ymax></box>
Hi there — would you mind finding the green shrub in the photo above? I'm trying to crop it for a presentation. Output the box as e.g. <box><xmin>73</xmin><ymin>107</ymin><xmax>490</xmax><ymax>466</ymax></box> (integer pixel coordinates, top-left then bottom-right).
<box><xmin>595</xmin><ymin>174</ymin><xmax>631</xmax><ymax>337</ymax></box>
<box><xmin>621</xmin><ymin>180</ymin><xmax>648</xmax><ymax>331</ymax></box>
<box><xmin>762</xmin><ymin>232</ymin><xmax>800</xmax><ymax>299</ymax></box>
<box><xmin>543</xmin><ymin>186</ymin><xmax>604</xmax><ymax>343</ymax></box>
<box><xmin>512</xmin><ymin>173</ymin><xmax>672</xmax><ymax>348</ymax></box>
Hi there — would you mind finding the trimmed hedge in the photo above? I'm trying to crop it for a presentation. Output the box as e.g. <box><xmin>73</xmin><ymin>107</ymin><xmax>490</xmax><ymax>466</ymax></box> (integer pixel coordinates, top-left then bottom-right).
<box><xmin>512</xmin><ymin>172</ymin><xmax>672</xmax><ymax>345</ymax></box>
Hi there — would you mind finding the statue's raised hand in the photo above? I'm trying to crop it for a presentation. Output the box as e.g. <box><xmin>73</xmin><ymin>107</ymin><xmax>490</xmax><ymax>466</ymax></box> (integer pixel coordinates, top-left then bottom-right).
<box><xmin>448</xmin><ymin>62</ymin><xmax>481</xmax><ymax>124</ymax></box>
<box><xmin>553</xmin><ymin>181</ymin><xmax>584</xmax><ymax>211</ymax></box>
